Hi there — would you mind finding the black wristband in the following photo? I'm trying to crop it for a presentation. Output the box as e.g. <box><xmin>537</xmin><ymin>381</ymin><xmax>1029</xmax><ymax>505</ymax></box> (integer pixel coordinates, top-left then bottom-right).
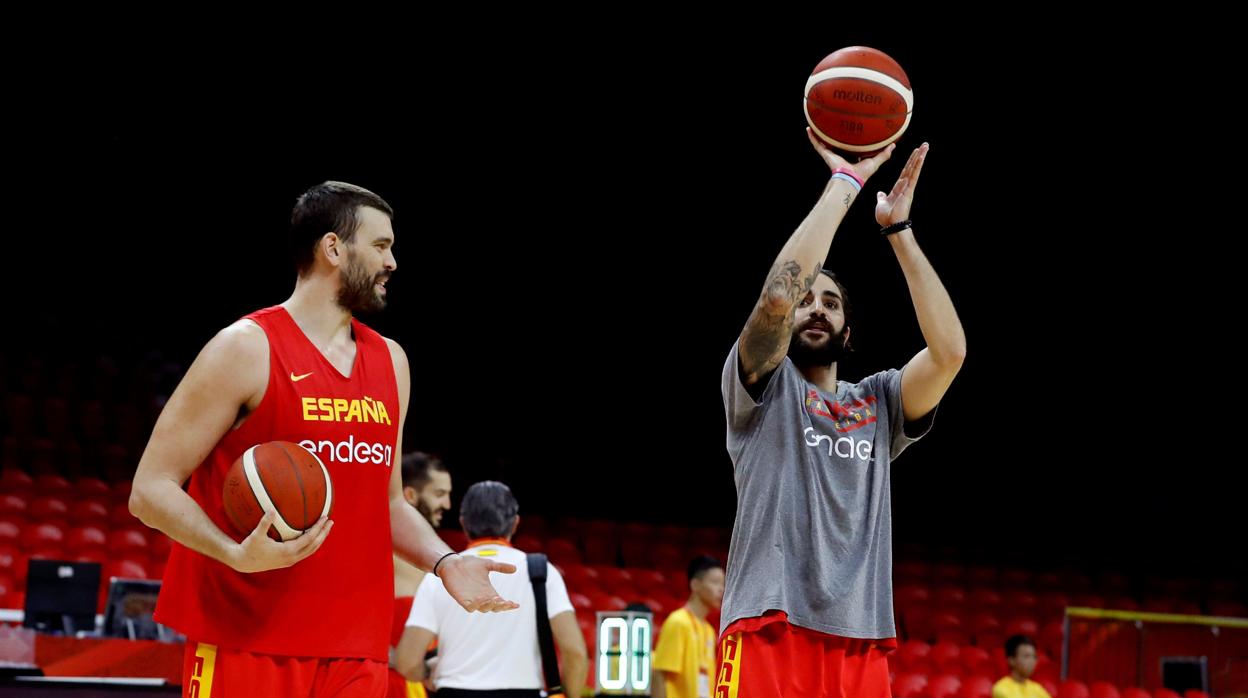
<box><xmin>433</xmin><ymin>551</ymin><xmax>458</xmax><ymax>577</ymax></box>
<box><xmin>880</xmin><ymin>219</ymin><xmax>912</xmax><ymax>236</ymax></box>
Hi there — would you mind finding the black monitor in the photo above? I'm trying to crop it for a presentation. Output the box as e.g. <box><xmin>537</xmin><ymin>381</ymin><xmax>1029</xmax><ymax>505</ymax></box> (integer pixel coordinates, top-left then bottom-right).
<box><xmin>21</xmin><ymin>559</ymin><xmax>101</xmax><ymax>635</ymax></box>
<box><xmin>1161</xmin><ymin>656</ymin><xmax>1208</xmax><ymax>694</ymax></box>
<box><xmin>102</xmin><ymin>577</ymin><xmax>174</xmax><ymax>641</ymax></box>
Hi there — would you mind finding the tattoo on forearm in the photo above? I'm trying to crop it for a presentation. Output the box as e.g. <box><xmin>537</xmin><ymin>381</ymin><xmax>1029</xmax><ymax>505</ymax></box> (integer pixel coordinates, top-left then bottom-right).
<box><xmin>843</xmin><ymin>193</ymin><xmax>851</xmax><ymax>207</ymax></box>
<box><xmin>765</xmin><ymin>260</ymin><xmax>802</xmax><ymax>304</ymax></box>
<box><xmin>741</xmin><ymin>260</ymin><xmax>821</xmax><ymax>379</ymax></box>
<box><xmin>742</xmin><ymin>311</ymin><xmax>793</xmax><ymax>381</ymax></box>
<box><xmin>765</xmin><ymin>260</ymin><xmax>820</xmax><ymax>307</ymax></box>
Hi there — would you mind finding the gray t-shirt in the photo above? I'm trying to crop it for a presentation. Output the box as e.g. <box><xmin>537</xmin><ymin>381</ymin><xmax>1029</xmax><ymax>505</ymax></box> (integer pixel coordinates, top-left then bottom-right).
<box><xmin>719</xmin><ymin>341</ymin><xmax>936</xmax><ymax>639</ymax></box>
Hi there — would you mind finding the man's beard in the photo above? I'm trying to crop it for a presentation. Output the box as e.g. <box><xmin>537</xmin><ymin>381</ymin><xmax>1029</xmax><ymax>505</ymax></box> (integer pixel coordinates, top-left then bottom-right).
<box><xmin>415</xmin><ymin>499</ymin><xmax>441</xmax><ymax>527</ymax></box>
<box><xmin>788</xmin><ymin>323</ymin><xmax>850</xmax><ymax>368</ymax></box>
<box><xmin>337</xmin><ymin>252</ymin><xmax>386</xmax><ymax>313</ymax></box>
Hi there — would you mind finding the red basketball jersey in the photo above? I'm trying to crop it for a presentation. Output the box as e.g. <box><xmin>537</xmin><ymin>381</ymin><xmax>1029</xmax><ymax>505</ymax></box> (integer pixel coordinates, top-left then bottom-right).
<box><xmin>156</xmin><ymin>305</ymin><xmax>400</xmax><ymax>660</ymax></box>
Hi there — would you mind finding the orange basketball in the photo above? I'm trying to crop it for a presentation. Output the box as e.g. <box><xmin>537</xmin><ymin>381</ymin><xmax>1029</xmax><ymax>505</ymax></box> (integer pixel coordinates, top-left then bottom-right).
<box><xmin>804</xmin><ymin>46</ymin><xmax>913</xmax><ymax>154</ymax></box>
<box><xmin>223</xmin><ymin>441</ymin><xmax>333</xmax><ymax>541</ymax></box>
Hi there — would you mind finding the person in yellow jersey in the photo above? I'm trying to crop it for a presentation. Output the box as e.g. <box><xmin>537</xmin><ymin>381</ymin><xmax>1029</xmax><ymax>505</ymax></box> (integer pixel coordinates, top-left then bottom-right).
<box><xmin>993</xmin><ymin>635</ymin><xmax>1052</xmax><ymax>698</ymax></box>
<box><xmin>651</xmin><ymin>556</ymin><xmax>725</xmax><ymax>698</ymax></box>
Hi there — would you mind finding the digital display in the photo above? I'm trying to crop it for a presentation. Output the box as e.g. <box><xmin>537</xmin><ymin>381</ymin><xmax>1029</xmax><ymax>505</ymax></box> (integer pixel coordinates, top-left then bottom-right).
<box><xmin>595</xmin><ymin>610</ymin><xmax>653</xmax><ymax>696</ymax></box>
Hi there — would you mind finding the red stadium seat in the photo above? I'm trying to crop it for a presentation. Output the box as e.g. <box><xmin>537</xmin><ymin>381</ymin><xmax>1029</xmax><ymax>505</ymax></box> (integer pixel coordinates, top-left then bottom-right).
<box><xmin>0</xmin><ymin>524</ymin><xmax>20</xmax><ymax>551</ymax></box>
<box><xmin>928</xmin><ymin>674</ymin><xmax>962</xmax><ymax>698</ymax></box>
<box><xmin>960</xmin><ymin>674</ymin><xmax>993</xmax><ymax>698</ymax></box>
<box><xmin>931</xmin><ymin>610</ymin><xmax>965</xmax><ymax>633</ymax></box>
<box><xmin>20</xmin><ymin>522</ymin><xmax>65</xmax><ymax>552</ymax></box>
<box><xmin>639</xmin><ymin>596</ymin><xmax>668</xmax><ymax>617</ymax></box>
<box><xmin>1037</xmin><ymin>592</ymin><xmax>1070</xmax><ymax>619</ymax></box>
<box><xmin>29</xmin><ymin>496</ymin><xmax>69</xmax><ymax>521</ymax></box>
<box><xmin>1002</xmin><ymin>590</ymin><xmax>1038</xmax><ymax>611</ymax></box>
<box><xmin>895</xmin><ymin>560</ymin><xmax>931</xmax><ymax>582</ymax></box>
<box><xmin>929</xmin><ymin>641</ymin><xmax>961</xmax><ymax>674</ymax></box>
<box><xmin>656</xmin><ymin>594</ymin><xmax>685</xmax><ymax>618</ymax></box>
<box><xmin>70</xmin><ymin>498</ymin><xmax>110</xmax><ymax>526</ymax></box>
<box><xmin>586</xmin><ymin>592</ymin><xmax>627</xmax><ymax>612</ymax></box>
<box><xmin>0</xmin><ymin>572</ymin><xmax>15</xmax><ymax>607</ymax></box>
<box><xmin>545</xmin><ymin>538</ymin><xmax>581</xmax><ymax>566</ymax></box>
<box><xmin>560</xmin><ymin>564</ymin><xmax>600</xmax><ymax>593</ymax></box>
<box><xmin>898</xmin><ymin>639</ymin><xmax>934</xmax><ymax>674</ymax></box>
<box><xmin>892</xmin><ymin>673</ymin><xmax>928</xmax><ymax>698</ymax></box>
<box><xmin>968</xmin><ymin>589</ymin><xmax>998</xmax><ymax>611</ymax></box>
<box><xmin>35</xmin><ymin>474</ymin><xmax>72</xmax><ymax>496</ymax></box>
<box><xmin>650</xmin><ymin>543</ymin><xmax>685</xmax><ymax>572</ymax></box>
<box><xmin>1040</xmin><ymin>619</ymin><xmax>1065</xmax><ymax>658</ymax></box>
<box><xmin>1033</xmin><ymin>656</ymin><xmax>1060</xmax><ymax>684</ymax></box>
<box><xmin>0</xmin><ymin>495</ymin><xmax>27</xmax><ymax>522</ymax></box>
<box><xmin>665</xmin><ymin>570</ymin><xmax>691</xmax><ymax>598</ymax></box>
<box><xmin>143</xmin><ymin>538</ymin><xmax>166</xmax><ymax>571</ymax></box>
<box><xmin>595</xmin><ymin>567</ymin><xmax>635</xmax><ymax>597</ymax></box>
<box><xmin>959</xmin><ymin>646</ymin><xmax>990</xmax><ymax>676</ymax></box>
<box><xmin>1059</xmin><ymin>680</ymin><xmax>1090</xmax><ymax>698</ymax></box>
<box><xmin>0</xmin><ymin>544</ymin><xmax>20</xmax><ymax>578</ymax></box>
<box><xmin>77</xmin><ymin>477</ymin><xmax>111</xmax><ymax>497</ymax></box>
<box><xmin>896</xmin><ymin>583</ymin><xmax>932</xmax><ymax>607</ymax></box>
<box><xmin>66</xmin><ymin>525</ymin><xmax>108</xmax><ymax>556</ymax></box>
<box><xmin>108</xmin><ymin>528</ymin><xmax>150</xmax><ymax>555</ymax></box>
<box><xmin>0</xmin><ymin>469</ymin><xmax>35</xmax><ymax>497</ymax></box>
<box><xmin>936</xmin><ymin>586</ymin><xmax>968</xmax><ymax>607</ymax></box>
<box><xmin>109</xmin><ymin>502</ymin><xmax>140</xmax><ymax>529</ymax></box>
<box><xmin>1089</xmin><ymin>681</ymin><xmax>1120</xmax><ymax>698</ymax></box>
<box><xmin>1005</xmin><ymin>617</ymin><xmax>1039</xmax><ymax>637</ymax></box>
<box><xmin>971</xmin><ymin>611</ymin><xmax>1002</xmax><ymax>635</ymax></box>
<box><xmin>105</xmin><ymin>559</ymin><xmax>149</xmax><ymax>580</ymax></box>
<box><xmin>569</xmin><ymin>592</ymin><xmax>593</xmax><ymax>612</ymax></box>
<box><xmin>631</xmin><ymin>568</ymin><xmax>668</xmax><ymax>596</ymax></box>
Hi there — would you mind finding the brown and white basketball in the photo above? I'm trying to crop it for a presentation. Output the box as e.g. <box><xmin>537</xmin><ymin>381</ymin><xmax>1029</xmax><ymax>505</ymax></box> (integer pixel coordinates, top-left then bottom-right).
<box><xmin>805</xmin><ymin>46</ymin><xmax>913</xmax><ymax>154</ymax></box>
<box><xmin>223</xmin><ymin>441</ymin><xmax>333</xmax><ymax>541</ymax></box>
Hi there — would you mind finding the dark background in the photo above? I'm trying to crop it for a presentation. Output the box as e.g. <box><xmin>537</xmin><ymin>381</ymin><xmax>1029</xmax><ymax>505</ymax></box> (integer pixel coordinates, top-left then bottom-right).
<box><xmin>4</xmin><ymin>24</ymin><xmax>1241</xmax><ymax>581</ymax></box>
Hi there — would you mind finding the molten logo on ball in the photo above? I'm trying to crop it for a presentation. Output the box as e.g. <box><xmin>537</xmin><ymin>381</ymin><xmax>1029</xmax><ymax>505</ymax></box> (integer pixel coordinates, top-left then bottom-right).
<box><xmin>805</xmin><ymin>46</ymin><xmax>913</xmax><ymax>154</ymax></box>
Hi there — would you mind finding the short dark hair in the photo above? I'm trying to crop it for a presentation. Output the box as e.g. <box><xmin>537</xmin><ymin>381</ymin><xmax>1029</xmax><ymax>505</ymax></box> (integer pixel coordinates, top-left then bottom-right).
<box><xmin>687</xmin><ymin>555</ymin><xmax>723</xmax><ymax>586</ymax></box>
<box><xmin>400</xmin><ymin>451</ymin><xmax>448</xmax><ymax>491</ymax></box>
<box><xmin>1005</xmin><ymin>634</ymin><xmax>1036</xmax><ymax>659</ymax></box>
<box><xmin>459</xmin><ymin>481</ymin><xmax>520</xmax><ymax>539</ymax></box>
<box><xmin>289</xmin><ymin>181</ymin><xmax>394</xmax><ymax>276</ymax></box>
